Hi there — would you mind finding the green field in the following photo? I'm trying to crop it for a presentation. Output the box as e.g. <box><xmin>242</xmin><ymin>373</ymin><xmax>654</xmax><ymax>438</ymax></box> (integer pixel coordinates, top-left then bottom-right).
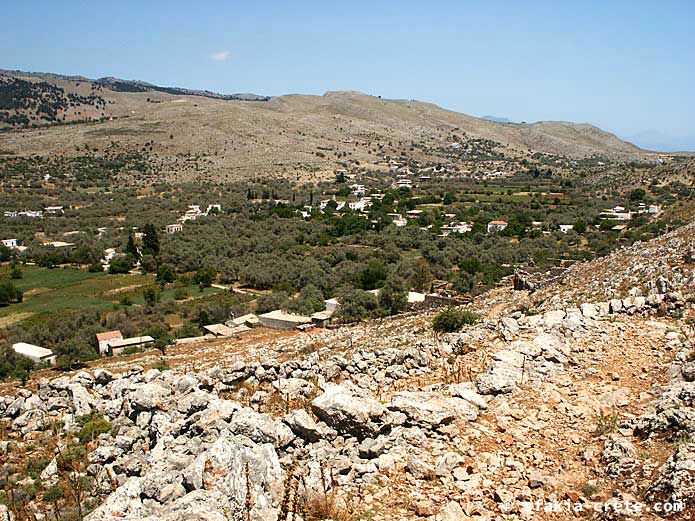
<box><xmin>0</xmin><ymin>265</ymin><xmax>222</xmax><ymax>325</ymax></box>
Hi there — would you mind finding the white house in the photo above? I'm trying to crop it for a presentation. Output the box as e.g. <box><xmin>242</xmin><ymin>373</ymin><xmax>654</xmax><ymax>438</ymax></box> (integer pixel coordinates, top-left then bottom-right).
<box><xmin>206</xmin><ymin>204</ymin><xmax>222</xmax><ymax>214</ymax></box>
<box><xmin>600</xmin><ymin>208</ymin><xmax>632</xmax><ymax>221</ymax></box>
<box><xmin>166</xmin><ymin>223</ymin><xmax>183</xmax><ymax>234</ymax></box>
<box><xmin>349</xmin><ymin>199</ymin><xmax>372</xmax><ymax>212</ymax></box>
<box><xmin>350</xmin><ymin>184</ymin><xmax>366</xmax><ymax>196</ymax></box>
<box><xmin>45</xmin><ymin>206</ymin><xmax>64</xmax><ymax>214</ymax></box>
<box><xmin>96</xmin><ymin>330</ymin><xmax>123</xmax><ymax>356</ymax></box>
<box><xmin>324</xmin><ymin>298</ymin><xmax>340</xmax><ymax>313</ymax></box>
<box><xmin>558</xmin><ymin>224</ymin><xmax>574</xmax><ymax>233</ymax></box>
<box><xmin>487</xmin><ymin>220</ymin><xmax>508</xmax><ymax>233</ymax></box>
<box><xmin>441</xmin><ymin>222</ymin><xmax>472</xmax><ymax>234</ymax></box>
<box><xmin>12</xmin><ymin>342</ymin><xmax>57</xmax><ymax>366</ymax></box>
<box><xmin>1</xmin><ymin>239</ymin><xmax>18</xmax><ymax>248</ymax></box>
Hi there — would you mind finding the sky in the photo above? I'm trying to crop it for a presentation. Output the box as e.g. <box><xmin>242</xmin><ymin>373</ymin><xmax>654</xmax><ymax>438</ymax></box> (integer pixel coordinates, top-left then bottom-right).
<box><xmin>3</xmin><ymin>0</ymin><xmax>694</xmax><ymax>151</ymax></box>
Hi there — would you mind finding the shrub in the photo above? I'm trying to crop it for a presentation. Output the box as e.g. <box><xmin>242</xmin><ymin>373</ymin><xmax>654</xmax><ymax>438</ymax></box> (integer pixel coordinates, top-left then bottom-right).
<box><xmin>432</xmin><ymin>308</ymin><xmax>480</xmax><ymax>333</ymax></box>
<box><xmin>174</xmin><ymin>287</ymin><xmax>190</xmax><ymax>300</ymax></box>
<box><xmin>76</xmin><ymin>413</ymin><xmax>112</xmax><ymax>443</ymax></box>
<box><xmin>121</xmin><ymin>345</ymin><xmax>143</xmax><ymax>355</ymax></box>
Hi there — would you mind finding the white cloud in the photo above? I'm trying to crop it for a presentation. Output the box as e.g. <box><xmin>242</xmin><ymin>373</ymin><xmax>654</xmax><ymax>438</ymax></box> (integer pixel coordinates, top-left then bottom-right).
<box><xmin>210</xmin><ymin>51</ymin><xmax>231</xmax><ymax>62</ymax></box>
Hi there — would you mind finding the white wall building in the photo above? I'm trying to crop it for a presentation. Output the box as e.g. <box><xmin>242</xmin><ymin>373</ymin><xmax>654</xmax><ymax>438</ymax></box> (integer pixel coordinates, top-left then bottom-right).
<box><xmin>12</xmin><ymin>342</ymin><xmax>57</xmax><ymax>366</ymax></box>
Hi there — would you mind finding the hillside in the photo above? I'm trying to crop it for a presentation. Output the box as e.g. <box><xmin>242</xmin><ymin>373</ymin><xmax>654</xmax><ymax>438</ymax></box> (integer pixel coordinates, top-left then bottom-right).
<box><xmin>0</xmin><ymin>221</ymin><xmax>694</xmax><ymax>520</ymax></box>
<box><xmin>0</xmin><ymin>70</ymin><xmax>657</xmax><ymax>182</ymax></box>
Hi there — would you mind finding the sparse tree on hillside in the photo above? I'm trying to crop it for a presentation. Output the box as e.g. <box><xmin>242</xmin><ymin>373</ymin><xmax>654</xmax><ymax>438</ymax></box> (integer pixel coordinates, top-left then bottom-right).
<box><xmin>142</xmin><ymin>223</ymin><xmax>160</xmax><ymax>256</ymax></box>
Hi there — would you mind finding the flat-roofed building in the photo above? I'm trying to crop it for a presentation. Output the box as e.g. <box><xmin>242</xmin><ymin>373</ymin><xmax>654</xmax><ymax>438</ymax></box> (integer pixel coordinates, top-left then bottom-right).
<box><xmin>105</xmin><ymin>336</ymin><xmax>154</xmax><ymax>356</ymax></box>
<box><xmin>203</xmin><ymin>324</ymin><xmax>237</xmax><ymax>337</ymax></box>
<box><xmin>259</xmin><ymin>310</ymin><xmax>312</xmax><ymax>329</ymax></box>
<box><xmin>12</xmin><ymin>342</ymin><xmax>57</xmax><ymax>366</ymax></box>
<box><xmin>226</xmin><ymin>313</ymin><xmax>259</xmax><ymax>328</ymax></box>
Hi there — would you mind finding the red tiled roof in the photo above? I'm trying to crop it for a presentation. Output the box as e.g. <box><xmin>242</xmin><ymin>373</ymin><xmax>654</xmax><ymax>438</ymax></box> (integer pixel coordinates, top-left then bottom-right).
<box><xmin>96</xmin><ymin>330</ymin><xmax>122</xmax><ymax>342</ymax></box>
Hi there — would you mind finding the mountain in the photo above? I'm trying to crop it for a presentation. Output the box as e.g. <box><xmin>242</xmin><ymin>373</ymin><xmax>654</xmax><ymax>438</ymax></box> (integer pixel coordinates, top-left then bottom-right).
<box><xmin>0</xmin><ymin>70</ymin><xmax>657</xmax><ymax>181</ymax></box>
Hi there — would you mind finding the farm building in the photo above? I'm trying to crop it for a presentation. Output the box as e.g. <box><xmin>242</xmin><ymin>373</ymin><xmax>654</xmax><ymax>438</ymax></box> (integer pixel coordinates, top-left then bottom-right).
<box><xmin>12</xmin><ymin>342</ymin><xmax>57</xmax><ymax>366</ymax></box>
<box><xmin>104</xmin><ymin>336</ymin><xmax>154</xmax><ymax>356</ymax></box>
<box><xmin>259</xmin><ymin>310</ymin><xmax>312</xmax><ymax>329</ymax></box>
<box><xmin>311</xmin><ymin>310</ymin><xmax>334</xmax><ymax>327</ymax></box>
<box><xmin>203</xmin><ymin>324</ymin><xmax>237</xmax><ymax>337</ymax></box>
<box><xmin>407</xmin><ymin>291</ymin><xmax>426</xmax><ymax>304</ymax></box>
<box><xmin>324</xmin><ymin>298</ymin><xmax>340</xmax><ymax>313</ymax></box>
<box><xmin>1</xmin><ymin>239</ymin><xmax>18</xmax><ymax>248</ymax></box>
<box><xmin>96</xmin><ymin>330</ymin><xmax>123</xmax><ymax>356</ymax></box>
<box><xmin>226</xmin><ymin>313</ymin><xmax>259</xmax><ymax>328</ymax></box>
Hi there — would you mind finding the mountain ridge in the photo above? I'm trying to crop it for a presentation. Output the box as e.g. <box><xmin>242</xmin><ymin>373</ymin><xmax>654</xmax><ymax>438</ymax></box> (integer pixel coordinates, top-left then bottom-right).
<box><xmin>0</xmin><ymin>69</ymin><xmax>668</xmax><ymax>181</ymax></box>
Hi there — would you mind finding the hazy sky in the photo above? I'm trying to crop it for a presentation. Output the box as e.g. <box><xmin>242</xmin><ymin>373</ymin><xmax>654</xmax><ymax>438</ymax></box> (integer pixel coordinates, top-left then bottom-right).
<box><xmin>3</xmin><ymin>0</ymin><xmax>694</xmax><ymax>150</ymax></box>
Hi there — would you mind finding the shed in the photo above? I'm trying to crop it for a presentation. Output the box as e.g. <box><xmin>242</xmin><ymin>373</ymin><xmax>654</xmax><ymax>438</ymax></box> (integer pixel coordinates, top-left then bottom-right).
<box><xmin>106</xmin><ymin>336</ymin><xmax>154</xmax><ymax>356</ymax></box>
<box><xmin>324</xmin><ymin>298</ymin><xmax>340</xmax><ymax>313</ymax></box>
<box><xmin>311</xmin><ymin>310</ymin><xmax>334</xmax><ymax>327</ymax></box>
<box><xmin>259</xmin><ymin>310</ymin><xmax>312</xmax><ymax>330</ymax></box>
<box><xmin>227</xmin><ymin>313</ymin><xmax>259</xmax><ymax>328</ymax></box>
<box><xmin>407</xmin><ymin>291</ymin><xmax>426</xmax><ymax>304</ymax></box>
<box><xmin>203</xmin><ymin>324</ymin><xmax>237</xmax><ymax>337</ymax></box>
<box><xmin>12</xmin><ymin>342</ymin><xmax>57</xmax><ymax>366</ymax></box>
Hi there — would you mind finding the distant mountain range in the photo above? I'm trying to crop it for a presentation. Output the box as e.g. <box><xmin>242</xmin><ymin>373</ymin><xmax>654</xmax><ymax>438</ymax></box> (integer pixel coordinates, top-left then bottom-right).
<box><xmin>0</xmin><ymin>69</ymin><xmax>270</xmax><ymax>101</ymax></box>
<box><xmin>0</xmin><ymin>68</ymin><xmax>678</xmax><ymax>181</ymax></box>
<box><xmin>622</xmin><ymin>130</ymin><xmax>695</xmax><ymax>153</ymax></box>
<box><xmin>481</xmin><ymin>115</ymin><xmax>514</xmax><ymax>124</ymax></box>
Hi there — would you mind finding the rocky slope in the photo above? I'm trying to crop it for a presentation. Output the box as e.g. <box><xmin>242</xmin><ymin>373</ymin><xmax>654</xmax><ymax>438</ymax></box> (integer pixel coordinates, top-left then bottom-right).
<box><xmin>1</xmin><ymin>224</ymin><xmax>694</xmax><ymax>520</ymax></box>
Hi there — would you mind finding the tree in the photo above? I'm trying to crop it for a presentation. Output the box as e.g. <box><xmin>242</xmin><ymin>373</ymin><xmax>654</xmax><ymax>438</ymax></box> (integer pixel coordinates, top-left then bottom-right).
<box><xmin>451</xmin><ymin>270</ymin><xmax>476</xmax><ymax>294</ymax></box>
<box><xmin>140</xmin><ymin>254</ymin><xmax>157</xmax><ymax>273</ymax></box>
<box><xmin>0</xmin><ymin>281</ymin><xmax>23</xmax><ymax>306</ymax></box>
<box><xmin>0</xmin><ymin>244</ymin><xmax>11</xmax><ymax>262</ymax></box>
<box><xmin>156</xmin><ymin>263</ymin><xmax>175</xmax><ymax>285</ymax></box>
<box><xmin>143</xmin><ymin>286</ymin><xmax>159</xmax><ymax>307</ymax></box>
<box><xmin>411</xmin><ymin>258</ymin><xmax>433</xmax><ymax>292</ymax></box>
<box><xmin>360</xmin><ymin>259</ymin><xmax>387</xmax><ymax>290</ymax></box>
<box><xmin>142</xmin><ymin>223</ymin><xmax>160</xmax><ymax>256</ymax></box>
<box><xmin>54</xmin><ymin>342</ymin><xmax>96</xmax><ymax>370</ymax></box>
<box><xmin>9</xmin><ymin>264</ymin><xmax>22</xmax><ymax>279</ymax></box>
<box><xmin>629</xmin><ymin>188</ymin><xmax>646</xmax><ymax>202</ymax></box>
<box><xmin>108</xmin><ymin>257</ymin><xmax>132</xmax><ymax>274</ymax></box>
<box><xmin>125</xmin><ymin>232</ymin><xmax>140</xmax><ymax>259</ymax></box>
<box><xmin>288</xmin><ymin>284</ymin><xmax>324</xmax><ymax>315</ymax></box>
<box><xmin>0</xmin><ymin>346</ymin><xmax>35</xmax><ymax>379</ymax></box>
<box><xmin>335</xmin><ymin>287</ymin><xmax>378</xmax><ymax>322</ymax></box>
<box><xmin>378</xmin><ymin>274</ymin><xmax>408</xmax><ymax>315</ymax></box>
<box><xmin>432</xmin><ymin>308</ymin><xmax>480</xmax><ymax>333</ymax></box>
<box><xmin>256</xmin><ymin>292</ymin><xmax>290</xmax><ymax>314</ymax></box>
<box><xmin>193</xmin><ymin>267</ymin><xmax>216</xmax><ymax>288</ymax></box>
